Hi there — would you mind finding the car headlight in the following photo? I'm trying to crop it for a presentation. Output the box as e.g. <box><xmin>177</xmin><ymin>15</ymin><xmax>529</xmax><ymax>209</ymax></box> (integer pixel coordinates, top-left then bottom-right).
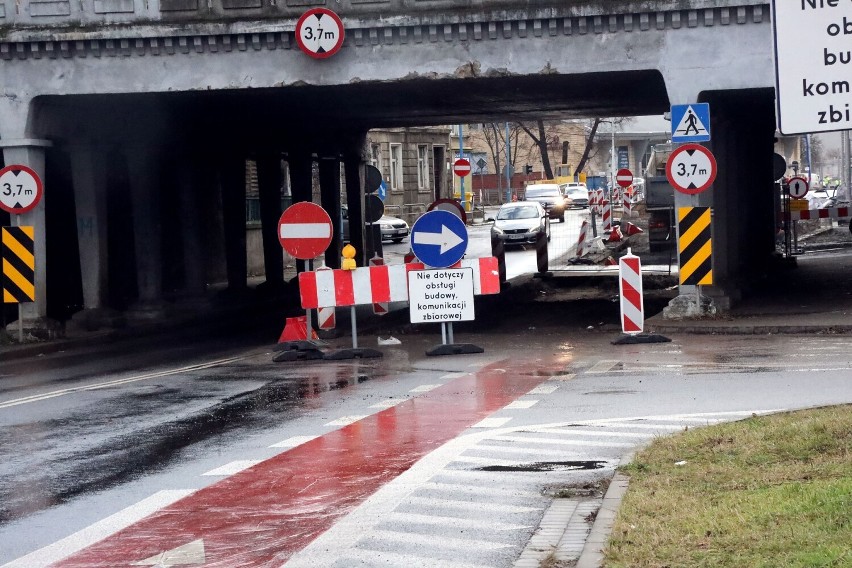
<box><xmin>491</xmin><ymin>226</ymin><xmax>504</xmax><ymax>235</ymax></box>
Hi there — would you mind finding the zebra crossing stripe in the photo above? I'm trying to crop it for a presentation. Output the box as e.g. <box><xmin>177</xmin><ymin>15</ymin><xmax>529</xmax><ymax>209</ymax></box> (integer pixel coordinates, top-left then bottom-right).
<box><xmin>2</xmin><ymin>226</ymin><xmax>35</xmax><ymax>303</ymax></box>
<box><xmin>678</xmin><ymin>206</ymin><xmax>712</xmax><ymax>285</ymax></box>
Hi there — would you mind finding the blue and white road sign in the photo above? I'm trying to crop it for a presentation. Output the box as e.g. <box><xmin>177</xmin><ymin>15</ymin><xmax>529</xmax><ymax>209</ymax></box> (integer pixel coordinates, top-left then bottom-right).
<box><xmin>671</xmin><ymin>103</ymin><xmax>711</xmax><ymax>143</ymax></box>
<box><xmin>378</xmin><ymin>180</ymin><xmax>387</xmax><ymax>202</ymax></box>
<box><xmin>410</xmin><ymin>210</ymin><xmax>468</xmax><ymax>268</ymax></box>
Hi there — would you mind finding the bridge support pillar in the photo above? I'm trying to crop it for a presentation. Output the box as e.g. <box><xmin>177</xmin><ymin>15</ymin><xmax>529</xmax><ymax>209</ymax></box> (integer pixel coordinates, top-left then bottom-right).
<box><xmin>220</xmin><ymin>154</ymin><xmax>248</xmax><ymax>296</ymax></box>
<box><xmin>343</xmin><ymin>135</ymin><xmax>368</xmax><ymax>267</ymax></box>
<box><xmin>256</xmin><ymin>152</ymin><xmax>285</xmax><ymax>287</ymax></box>
<box><xmin>319</xmin><ymin>156</ymin><xmax>343</xmax><ymax>269</ymax></box>
<box><xmin>288</xmin><ymin>151</ymin><xmax>315</xmax><ymax>273</ymax></box>
<box><xmin>175</xmin><ymin>156</ymin><xmax>209</xmax><ymax>304</ymax></box>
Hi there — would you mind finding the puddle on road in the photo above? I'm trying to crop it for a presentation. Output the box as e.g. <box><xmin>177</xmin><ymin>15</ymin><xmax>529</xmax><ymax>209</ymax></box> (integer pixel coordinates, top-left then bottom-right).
<box><xmin>477</xmin><ymin>460</ymin><xmax>606</xmax><ymax>472</ymax></box>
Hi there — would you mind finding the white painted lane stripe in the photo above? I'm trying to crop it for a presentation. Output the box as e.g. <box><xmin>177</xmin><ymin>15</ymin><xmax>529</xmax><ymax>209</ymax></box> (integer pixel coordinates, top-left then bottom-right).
<box><xmin>574</xmin><ymin>422</ymin><xmax>688</xmax><ymax>431</ymax></box>
<box><xmin>338</xmin><ymin>549</ymin><xmax>494</xmax><ymax>568</ymax></box>
<box><xmin>269</xmin><ymin>435</ymin><xmax>320</xmax><ymax>449</ymax></box>
<box><xmin>325</xmin><ymin>415</ymin><xmax>368</xmax><ymax>427</ymax></box>
<box><xmin>472</xmin><ymin>417</ymin><xmax>513</xmax><ymax>428</ymax></box>
<box><xmin>505</xmin><ymin>400</ymin><xmax>538</xmax><ymax>409</ymax></box>
<box><xmin>421</xmin><ymin>481</ymin><xmax>540</xmax><ymax>500</ymax></box>
<box><xmin>201</xmin><ymin>460</ymin><xmax>261</xmax><ymax>477</ymax></box>
<box><xmin>1</xmin><ymin>490</ymin><xmax>193</xmax><ymax>568</ymax></box>
<box><xmin>494</xmin><ymin>435</ymin><xmax>633</xmax><ymax>448</ymax></box>
<box><xmin>527</xmin><ymin>384</ymin><xmax>559</xmax><ymax>395</ymax></box>
<box><xmin>367</xmin><ymin>528</ymin><xmax>513</xmax><ymax>551</ymax></box>
<box><xmin>525</xmin><ymin>428</ymin><xmax>654</xmax><ymax>439</ymax></box>
<box><xmin>441</xmin><ymin>372</ymin><xmax>468</xmax><ymax>380</ymax></box>
<box><xmin>383</xmin><ymin>511</ymin><xmax>530</xmax><ymax>532</ymax></box>
<box><xmin>369</xmin><ymin>398</ymin><xmax>407</xmax><ymax>409</ymax></box>
<box><xmin>279</xmin><ymin>223</ymin><xmax>331</xmax><ymax>239</ymax></box>
<box><xmin>0</xmin><ymin>357</ymin><xmax>247</xmax><ymax>409</ymax></box>
<box><xmin>452</xmin><ymin>455</ymin><xmax>528</xmax><ymax>467</ymax></box>
<box><xmin>405</xmin><ymin>496</ymin><xmax>540</xmax><ymax>514</ymax></box>
<box><xmin>409</xmin><ymin>384</ymin><xmax>441</xmax><ymax>393</ymax></box>
<box><xmin>586</xmin><ymin>360</ymin><xmax>621</xmax><ymax>374</ymax></box>
<box><xmin>470</xmin><ymin>444</ymin><xmax>585</xmax><ymax>458</ymax></box>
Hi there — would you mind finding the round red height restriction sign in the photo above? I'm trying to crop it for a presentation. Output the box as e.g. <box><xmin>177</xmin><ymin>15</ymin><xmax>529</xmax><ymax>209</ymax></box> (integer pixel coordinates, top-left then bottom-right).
<box><xmin>295</xmin><ymin>8</ymin><xmax>345</xmax><ymax>59</ymax></box>
<box><xmin>0</xmin><ymin>164</ymin><xmax>43</xmax><ymax>215</ymax></box>
<box><xmin>615</xmin><ymin>168</ymin><xmax>633</xmax><ymax>188</ymax></box>
<box><xmin>666</xmin><ymin>143</ymin><xmax>717</xmax><ymax>195</ymax></box>
<box><xmin>453</xmin><ymin>158</ymin><xmax>471</xmax><ymax>177</ymax></box>
<box><xmin>278</xmin><ymin>202</ymin><xmax>333</xmax><ymax>260</ymax></box>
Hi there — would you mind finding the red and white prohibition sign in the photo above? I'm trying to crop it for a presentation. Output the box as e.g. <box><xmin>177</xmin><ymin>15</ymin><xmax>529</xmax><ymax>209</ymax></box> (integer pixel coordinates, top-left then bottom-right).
<box><xmin>615</xmin><ymin>168</ymin><xmax>633</xmax><ymax>188</ymax></box>
<box><xmin>278</xmin><ymin>202</ymin><xmax>333</xmax><ymax>260</ymax></box>
<box><xmin>453</xmin><ymin>158</ymin><xmax>471</xmax><ymax>177</ymax></box>
<box><xmin>666</xmin><ymin>143</ymin><xmax>717</xmax><ymax>195</ymax></box>
<box><xmin>619</xmin><ymin>249</ymin><xmax>644</xmax><ymax>334</ymax></box>
<box><xmin>0</xmin><ymin>164</ymin><xmax>43</xmax><ymax>214</ymax></box>
<box><xmin>295</xmin><ymin>8</ymin><xmax>345</xmax><ymax>59</ymax></box>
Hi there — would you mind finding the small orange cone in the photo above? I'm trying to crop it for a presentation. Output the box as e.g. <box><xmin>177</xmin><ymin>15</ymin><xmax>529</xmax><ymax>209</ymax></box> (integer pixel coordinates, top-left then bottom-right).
<box><xmin>625</xmin><ymin>222</ymin><xmax>644</xmax><ymax>236</ymax></box>
<box><xmin>607</xmin><ymin>226</ymin><xmax>624</xmax><ymax>242</ymax></box>
<box><xmin>278</xmin><ymin>316</ymin><xmax>318</xmax><ymax>343</ymax></box>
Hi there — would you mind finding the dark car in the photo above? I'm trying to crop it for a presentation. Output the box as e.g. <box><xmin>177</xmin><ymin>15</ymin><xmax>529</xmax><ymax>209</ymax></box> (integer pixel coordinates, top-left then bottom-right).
<box><xmin>523</xmin><ymin>184</ymin><xmax>567</xmax><ymax>222</ymax></box>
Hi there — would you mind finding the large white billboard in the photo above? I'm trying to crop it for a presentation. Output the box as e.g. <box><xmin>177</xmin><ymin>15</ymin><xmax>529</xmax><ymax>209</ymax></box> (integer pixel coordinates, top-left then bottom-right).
<box><xmin>772</xmin><ymin>0</ymin><xmax>852</xmax><ymax>134</ymax></box>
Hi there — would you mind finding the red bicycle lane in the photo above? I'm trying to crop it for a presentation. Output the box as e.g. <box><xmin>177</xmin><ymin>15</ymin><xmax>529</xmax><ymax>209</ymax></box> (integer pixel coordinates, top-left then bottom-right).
<box><xmin>53</xmin><ymin>356</ymin><xmax>559</xmax><ymax>568</ymax></box>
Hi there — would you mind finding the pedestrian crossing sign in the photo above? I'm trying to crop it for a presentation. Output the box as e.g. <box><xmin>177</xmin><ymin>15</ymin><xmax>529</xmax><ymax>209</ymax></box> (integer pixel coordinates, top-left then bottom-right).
<box><xmin>671</xmin><ymin>103</ymin><xmax>711</xmax><ymax>143</ymax></box>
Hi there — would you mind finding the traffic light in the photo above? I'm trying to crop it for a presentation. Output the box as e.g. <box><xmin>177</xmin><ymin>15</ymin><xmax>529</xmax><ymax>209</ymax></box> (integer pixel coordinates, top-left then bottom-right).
<box><xmin>524</xmin><ymin>165</ymin><xmax>533</xmax><ymax>175</ymax></box>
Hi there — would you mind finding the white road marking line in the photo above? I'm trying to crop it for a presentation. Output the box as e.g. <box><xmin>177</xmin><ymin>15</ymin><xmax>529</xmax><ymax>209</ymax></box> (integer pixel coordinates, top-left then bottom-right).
<box><xmin>420</xmin><ymin>481</ymin><xmax>540</xmax><ymax>500</ymax></box>
<box><xmin>470</xmin><ymin>444</ymin><xmax>585</xmax><ymax>458</ymax></box>
<box><xmin>405</xmin><ymin>496</ymin><xmax>541</xmax><ymax>514</ymax></box>
<box><xmin>382</xmin><ymin>511</ymin><xmax>530</xmax><ymax>532</ymax></box>
<box><xmin>549</xmin><ymin>373</ymin><xmax>576</xmax><ymax>381</ymax></box>
<box><xmin>0</xmin><ymin>356</ymin><xmax>248</xmax><ymax>409</ymax></box>
<box><xmin>366</xmin><ymin>528</ymin><xmax>513</xmax><ymax>551</ymax></box>
<box><xmin>269</xmin><ymin>435</ymin><xmax>320</xmax><ymax>449</ymax></box>
<box><xmin>201</xmin><ymin>460</ymin><xmax>261</xmax><ymax>477</ymax></box>
<box><xmin>409</xmin><ymin>384</ymin><xmax>441</xmax><ymax>393</ymax></box>
<box><xmin>586</xmin><ymin>360</ymin><xmax>621</xmax><ymax>374</ymax></box>
<box><xmin>523</xmin><ymin>428</ymin><xmax>654</xmax><ymax>439</ymax></box>
<box><xmin>369</xmin><ymin>398</ymin><xmax>407</xmax><ymax>409</ymax></box>
<box><xmin>452</xmin><ymin>455</ymin><xmax>531</xmax><ymax>467</ymax></box>
<box><xmin>441</xmin><ymin>372</ymin><xmax>469</xmax><ymax>379</ymax></box>
<box><xmin>505</xmin><ymin>400</ymin><xmax>538</xmax><ymax>409</ymax></box>
<box><xmin>325</xmin><ymin>415</ymin><xmax>368</xmax><ymax>427</ymax></box>
<box><xmin>337</xmin><ymin>549</ymin><xmax>494</xmax><ymax>568</ymax></box>
<box><xmin>1</xmin><ymin>490</ymin><xmax>193</xmax><ymax>568</ymax></box>
<box><xmin>527</xmin><ymin>384</ymin><xmax>559</xmax><ymax>395</ymax></box>
<box><xmin>472</xmin><ymin>417</ymin><xmax>513</xmax><ymax>428</ymax></box>
<box><xmin>132</xmin><ymin>538</ymin><xmax>205</xmax><ymax>566</ymax></box>
<box><xmin>576</xmin><ymin>422</ymin><xmax>688</xmax><ymax>431</ymax></box>
<box><xmin>494</xmin><ymin>435</ymin><xmax>634</xmax><ymax>448</ymax></box>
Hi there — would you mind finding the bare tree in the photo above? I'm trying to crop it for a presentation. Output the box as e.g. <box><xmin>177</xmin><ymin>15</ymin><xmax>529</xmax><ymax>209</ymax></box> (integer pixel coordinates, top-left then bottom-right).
<box><xmin>517</xmin><ymin>120</ymin><xmax>556</xmax><ymax>179</ymax></box>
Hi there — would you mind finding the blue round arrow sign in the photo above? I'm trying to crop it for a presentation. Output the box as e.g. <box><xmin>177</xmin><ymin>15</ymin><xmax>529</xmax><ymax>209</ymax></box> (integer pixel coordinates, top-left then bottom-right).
<box><xmin>410</xmin><ymin>210</ymin><xmax>468</xmax><ymax>268</ymax></box>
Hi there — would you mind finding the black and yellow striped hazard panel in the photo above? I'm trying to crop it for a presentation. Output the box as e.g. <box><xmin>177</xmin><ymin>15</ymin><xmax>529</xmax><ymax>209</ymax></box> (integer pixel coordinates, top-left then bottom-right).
<box><xmin>678</xmin><ymin>207</ymin><xmax>712</xmax><ymax>286</ymax></box>
<box><xmin>2</xmin><ymin>226</ymin><xmax>35</xmax><ymax>303</ymax></box>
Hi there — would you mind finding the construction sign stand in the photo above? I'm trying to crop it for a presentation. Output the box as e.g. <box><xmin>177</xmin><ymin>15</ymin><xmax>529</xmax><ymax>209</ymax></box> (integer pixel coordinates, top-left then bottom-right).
<box><xmin>612</xmin><ymin>248</ymin><xmax>671</xmax><ymax>345</ymax></box>
<box><xmin>323</xmin><ymin>244</ymin><xmax>383</xmax><ymax>360</ymax></box>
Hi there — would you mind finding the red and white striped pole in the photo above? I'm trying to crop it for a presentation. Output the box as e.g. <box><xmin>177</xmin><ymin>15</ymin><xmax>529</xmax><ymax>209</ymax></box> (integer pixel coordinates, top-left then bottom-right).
<box><xmin>369</xmin><ymin>255</ymin><xmax>389</xmax><ymax>316</ymax></box>
<box><xmin>623</xmin><ymin>187</ymin><xmax>632</xmax><ymax>216</ymax></box>
<box><xmin>576</xmin><ymin>219</ymin><xmax>589</xmax><ymax>257</ymax></box>
<box><xmin>602</xmin><ymin>199</ymin><xmax>612</xmax><ymax>232</ymax></box>
<box><xmin>618</xmin><ymin>248</ymin><xmax>644</xmax><ymax>335</ymax></box>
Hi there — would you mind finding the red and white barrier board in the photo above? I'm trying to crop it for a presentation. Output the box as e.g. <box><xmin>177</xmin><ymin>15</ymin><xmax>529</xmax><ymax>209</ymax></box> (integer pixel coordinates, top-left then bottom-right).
<box><xmin>618</xmin><ymin>250</ymin><xmax>644</xmax><ymax>334</ymax></box>
<box><xmin>299</xmin><ymin>257</ymin><xmax>500</xmax><ymax>309</ymax></box>
<box><xmin>369</xmin><ymin>255</ymin><xmax>389</xmax><ymax>315</ymax></box>
<box><xmin>788</xmin><ymin>206</ymin><xmax>850</xmax><ymax>221</ymax></box>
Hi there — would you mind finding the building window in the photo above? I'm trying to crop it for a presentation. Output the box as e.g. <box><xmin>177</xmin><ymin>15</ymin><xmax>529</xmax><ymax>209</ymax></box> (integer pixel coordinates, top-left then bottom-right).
<box><xmin>370</xmin><ymin>144</ymin><xmax>381</xmax><ymax>169</ymax></box>
<box><xmin>390</xmin><ymin>144</ymin><xmax>403</xmax><ymax>190</ymax></box>
<box><xmin>417</xmin><ymin>145</ymin><xmax>429</xmax><ymax>189</ymax></box>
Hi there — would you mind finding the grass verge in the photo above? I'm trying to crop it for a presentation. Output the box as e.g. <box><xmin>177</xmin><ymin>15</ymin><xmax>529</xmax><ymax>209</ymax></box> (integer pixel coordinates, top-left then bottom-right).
<box><xmin>604</xmin><ymin>405</ymin><xmax>851</xmax><ymax>568</ymax></box>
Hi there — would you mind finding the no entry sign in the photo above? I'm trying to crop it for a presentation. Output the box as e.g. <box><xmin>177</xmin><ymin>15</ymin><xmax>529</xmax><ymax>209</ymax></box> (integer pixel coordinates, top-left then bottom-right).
<box><xmin>615</xmin><ymin>168</ymin><xmax>633</xmax><ymax>188</ymax></box>
<box><xmin>278</xmin><ymin>202</ymin><xmax>333</xmax><ymax>259</ymax></box>
<box><xmin>0</xmin><ymin>165</ymin><xmax>43</xmax><ymax>214</ymax></box>
<box><xmin>453</xmin><ymin>158</ymin><xmax>471</xmax><ymax>178</ymax></box>
<box><xmin>666</xmin><ymin>144</ymin><xmax>717</xmax><ymax>195</ymax></box>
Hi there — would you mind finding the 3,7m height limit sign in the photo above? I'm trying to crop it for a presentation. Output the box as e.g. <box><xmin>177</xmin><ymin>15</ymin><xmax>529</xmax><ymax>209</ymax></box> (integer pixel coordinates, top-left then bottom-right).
<box><xmin>771</xmin><ymin>0</ymin><xmax>852</xmax><ymax>134</ymax></box>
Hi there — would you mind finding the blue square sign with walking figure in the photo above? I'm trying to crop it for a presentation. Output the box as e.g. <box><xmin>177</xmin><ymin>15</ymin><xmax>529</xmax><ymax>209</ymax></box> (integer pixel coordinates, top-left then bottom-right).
<box><xmin>671</xmin><ymin>103</ymin><xmax>711</xmax><ymax>143</ymax></box>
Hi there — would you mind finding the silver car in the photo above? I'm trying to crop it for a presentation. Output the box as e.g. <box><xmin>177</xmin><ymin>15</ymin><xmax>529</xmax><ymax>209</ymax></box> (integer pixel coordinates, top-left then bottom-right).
<box><xmin>490</xmin><ymin>202</ymin><xmax>550</xmax><ymax>246</ymax></box>
<box><xmin>342</xmin><ymin>205</ymin><xmax>410</xmax><ymax>243</ymax></box>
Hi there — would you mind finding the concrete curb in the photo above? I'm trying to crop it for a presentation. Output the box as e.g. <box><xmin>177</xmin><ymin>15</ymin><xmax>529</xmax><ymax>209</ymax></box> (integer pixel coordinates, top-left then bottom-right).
<box><xmin>648</xmin><ymin>324</ymin><xmax>852</xmax><ymax>335</ymax></box>
<box><xmin>574</xmin><ymin>473</ymin><xmax>630</xmax><ymax>568</ymax></box>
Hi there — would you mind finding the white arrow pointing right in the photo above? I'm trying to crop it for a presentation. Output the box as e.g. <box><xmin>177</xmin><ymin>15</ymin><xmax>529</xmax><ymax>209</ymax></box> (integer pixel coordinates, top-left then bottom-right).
<box><xmin>413</xmin><ymin>224</ymin><xmax>464</xmax><ymax>254</ymax></box>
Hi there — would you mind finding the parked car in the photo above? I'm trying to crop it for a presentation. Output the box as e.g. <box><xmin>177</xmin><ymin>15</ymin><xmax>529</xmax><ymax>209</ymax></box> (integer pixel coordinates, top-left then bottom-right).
<box><xmin>341</xmin><ymin>205</ymin><xmax>410</xmax><ymax>243</ymax></box>
<box><xmin>523</xmin><ymin>183</ymin><xmax>568</xmax><ymax>222</ymax></box>
<box><xmin>490</xmin><ymin>201</ymin><xmax>550</xmax><ymax>246</ymax></box>
<box><xmin>561</xmin><ymin>186</ymin><xmax>590</xmax><ymax>208</ymax></box>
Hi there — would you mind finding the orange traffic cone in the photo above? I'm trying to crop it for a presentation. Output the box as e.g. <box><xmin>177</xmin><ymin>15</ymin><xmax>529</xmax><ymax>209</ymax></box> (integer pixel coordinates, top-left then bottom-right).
<box><xmin>607</xmin><ymin>226</ymin><xmax>624</xmax><ymax>243</ymax></box>
<box><xmin>624</xmin><ymin>222</ymin><xmax>644</xmax><ymax>236</ymax></box>
<box><xmin>278</xmin><ymin>316</ymin><xmax>318</xmax><ymax>343</ymax></box>
<box><xmin>404</xmin><ymin>249</ymin><xmax>418</xmax><ymax>263</ymax></box>
<box><xmin>604</xmin><ymin>256</ymin><xmax>618</xmax><ymax>266</ymax></box>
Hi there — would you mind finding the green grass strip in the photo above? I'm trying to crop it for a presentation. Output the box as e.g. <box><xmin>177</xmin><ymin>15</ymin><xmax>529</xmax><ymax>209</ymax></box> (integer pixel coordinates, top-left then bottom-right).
<box><xmin>605</xmin><ymin>405</ymin><xmax>851</xmax><ymax>568</ymax></box>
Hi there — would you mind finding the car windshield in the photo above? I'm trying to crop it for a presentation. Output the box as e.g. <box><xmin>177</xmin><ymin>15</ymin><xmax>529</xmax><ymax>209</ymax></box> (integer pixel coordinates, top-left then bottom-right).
<box><xmin>566</xmin><ymin>189</ymin><xmax>587</xmax><ymax>199</ymax></box>
<box><xmin>525</xmin><ymin>187</ymin><xmax>560</xmax><ymax>198</ymax></box>
<box><xmin>497</xmin><ymin>206</ymin><xmax>539</xmax><ymax>220</ymax></box>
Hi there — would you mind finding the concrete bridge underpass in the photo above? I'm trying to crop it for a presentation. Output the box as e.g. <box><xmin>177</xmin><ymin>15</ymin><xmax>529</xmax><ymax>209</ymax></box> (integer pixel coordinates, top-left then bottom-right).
<box><xmin>0</xmin><ymin>0</ymin><xmax>781</xmax><ymax>333</ymax></box>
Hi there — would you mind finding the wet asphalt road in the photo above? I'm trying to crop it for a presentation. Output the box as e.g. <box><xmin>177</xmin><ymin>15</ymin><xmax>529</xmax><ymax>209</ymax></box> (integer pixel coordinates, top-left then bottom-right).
<box><xmin>1</xmin><ymin>305</ymin><xmax>852</xmax><ymax>566</ymax></box>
